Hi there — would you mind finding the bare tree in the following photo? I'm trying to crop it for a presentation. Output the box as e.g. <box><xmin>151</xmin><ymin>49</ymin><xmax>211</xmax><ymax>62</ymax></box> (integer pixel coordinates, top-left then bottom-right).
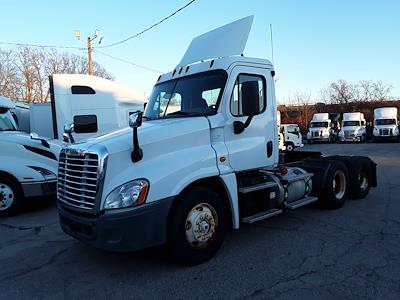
<box><xmin>372</xmin><ymin>80</ymin><xmax>392</xmax><ymax>101</ymax></box>
<box><xmin>0</xmin><ymin>49</ymin><xmax>19</xmax><ymax>99</ymax></box>
<box><xmin>0</xmin><ymin>46</ymin><xmax>114</xmax><ymax>103</ymax></box>
<box><xmin>324</xmin><ymin>79</ymin><xmax>355</xmax><ymax>104</ymax></box>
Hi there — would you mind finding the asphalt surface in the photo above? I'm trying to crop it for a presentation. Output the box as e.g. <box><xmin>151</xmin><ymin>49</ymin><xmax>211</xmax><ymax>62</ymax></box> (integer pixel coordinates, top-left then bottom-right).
<box><xmin>1</xmin><ymin>143</ymin><xmax>399</xmax><ymax>299</ymax></box>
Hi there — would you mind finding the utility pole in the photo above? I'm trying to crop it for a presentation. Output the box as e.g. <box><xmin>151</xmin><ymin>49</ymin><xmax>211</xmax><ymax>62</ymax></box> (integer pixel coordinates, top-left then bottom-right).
<box><xmin>74</xmin><ymin>29</ymin><xmax>102</xmax><ymax>76</ymax></box>
<box><xmin>87</xmin><ymin>37</ymin><xmax>93</xmax><ymax>75</ymax></box>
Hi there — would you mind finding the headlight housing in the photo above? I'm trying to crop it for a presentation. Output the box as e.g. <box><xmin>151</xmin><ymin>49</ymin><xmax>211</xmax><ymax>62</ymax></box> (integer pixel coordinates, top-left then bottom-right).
<box><xmin>373</xmin><ymin>127</ymin><xmax>379</xmax><ymax>135</ymax></box>
<box><xmin>104</xmin><ymin>179</ymin><xmax>149</xmax><ymax>209</ymax></box>
<box><xmin>28</xmin><ymin>166</ymin><xmax>57</xmax><ymax>180</ymax></box>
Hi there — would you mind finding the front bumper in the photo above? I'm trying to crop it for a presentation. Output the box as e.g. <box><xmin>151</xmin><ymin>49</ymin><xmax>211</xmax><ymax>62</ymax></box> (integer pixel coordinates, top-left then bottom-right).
<box><xmin>21</xmin><ymin>180</ymin><xmax>57</xmax><ymax>198</ymax></box>
<box><xmin>58</xmin><ymin>197</ymin><xmax>174</xmax><ymax>252</ymax></box>
<box><xmin>339</xmin><ymin>136</ymin><xmax>362</xmax><ymax>142</ymax></box>
<box><xmin>373</xmin><ymin>135</ymin><xmax>399</xmax><ymax>141</ymax></box>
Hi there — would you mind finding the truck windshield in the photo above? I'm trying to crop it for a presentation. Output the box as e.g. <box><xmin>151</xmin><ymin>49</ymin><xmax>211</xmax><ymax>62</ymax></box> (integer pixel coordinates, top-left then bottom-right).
<box><xmin>343</xmin><ymin>121</ymin><xmax>360</xmax><ymax>127</ymax></box>
<box><xmin>311</xmin><ymin>122</ymin><xmax>328</xmax><ymax>128</ymax></box>
<box><xmin>144</xmin><ymin>70</ymin><xmax>227</xmax><ymax>120</ymax></box>
<box><xmin>375</xmin><ymin>119</ymin><xmax>396</xmax><ymax>125</ymax></box>
<box><xmin>0</xmin><ymin>108</ymin><xmax>18</xmax><ymax>131</ymax></box>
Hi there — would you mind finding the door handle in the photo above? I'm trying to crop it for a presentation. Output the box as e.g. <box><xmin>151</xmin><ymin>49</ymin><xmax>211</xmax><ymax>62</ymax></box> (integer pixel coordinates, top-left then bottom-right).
<box><xmin>267</xmin><ymin>141</ymin><xmax>273</xmax><ymax>158</ymax></box>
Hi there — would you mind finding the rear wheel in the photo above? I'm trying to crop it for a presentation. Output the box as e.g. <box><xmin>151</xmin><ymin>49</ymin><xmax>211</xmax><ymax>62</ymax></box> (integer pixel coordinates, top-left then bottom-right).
<box><xmin>0</xmin><ymin>177</ymin><xmax>23</xmax><ymax>217</ymax></box>
<box><xmin>320</xmin><ymin>161</ymin><xmax>349</xmax><ymax>209</ymax></box>
<box><xmin>168</xmin><ymin>186</ymin><xmax>227</xmax><ymax>266</ymax></box>
<box><xmin>346</xmin><ymin>157</ymin><xmax>371</xmax><ymax>199</ymax></box>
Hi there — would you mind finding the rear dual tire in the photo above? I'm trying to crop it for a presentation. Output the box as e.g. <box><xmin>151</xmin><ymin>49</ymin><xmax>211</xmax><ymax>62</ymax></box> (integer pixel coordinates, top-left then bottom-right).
<box><xmin>320</xmin><ymin>161</ymin><xmax>349</xmax><ymax>209</ymax></box>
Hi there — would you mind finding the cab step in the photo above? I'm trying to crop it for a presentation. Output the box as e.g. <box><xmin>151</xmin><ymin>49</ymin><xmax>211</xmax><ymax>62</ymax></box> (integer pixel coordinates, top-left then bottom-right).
<box><xmin>242</xmin><ymin>208</ymin><xmax>282</xmax><ymax>224</ymax></box>
<box><xmin>284</xmin><ymin>196</ymin><xmax>318</xmax><ymax>210</ymax></box>
<box><xmin>238</xmin><ymin>182</ymin><xmax>278</xmax><ymax>194</ymax></box>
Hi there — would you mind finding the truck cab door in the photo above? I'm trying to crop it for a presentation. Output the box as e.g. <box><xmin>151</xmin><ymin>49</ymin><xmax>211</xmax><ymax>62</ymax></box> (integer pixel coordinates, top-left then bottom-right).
<box><xmin>222</xmin><ymin>67</ymin><xmax>277</xmax><ymax>171</ymax></box>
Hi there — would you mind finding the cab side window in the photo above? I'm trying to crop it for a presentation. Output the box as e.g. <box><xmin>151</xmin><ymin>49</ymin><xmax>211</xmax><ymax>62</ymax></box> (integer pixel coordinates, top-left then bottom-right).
<box><xmin>230</xmin><ymin>74</ymin><xmax>266</xmax><ymax>117</ymax></box>
<box><xmin>287</xmin><ymin>125</ymin><xmax>298</xmax><ymax>134</ymax></box>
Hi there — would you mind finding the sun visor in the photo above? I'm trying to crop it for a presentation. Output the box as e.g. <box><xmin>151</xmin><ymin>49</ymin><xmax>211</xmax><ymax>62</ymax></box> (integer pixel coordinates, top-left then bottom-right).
<box><xmin>178</xmin><ymin>15</ymin><xmax>254</xmax><ymax>67</ymax></box>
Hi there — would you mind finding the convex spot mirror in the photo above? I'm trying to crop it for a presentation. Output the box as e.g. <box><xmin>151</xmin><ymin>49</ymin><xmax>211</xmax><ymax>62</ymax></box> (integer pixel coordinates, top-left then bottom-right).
<box><xmin>129</xmin><ymin>111</ymin><xmax>143</xmax><ymax>128</ymax></box>
<box><xmin>241</xmin><ymin>81</ymin><xmax>260</xmax><ymax>116</ymax></box>
<box><xmin>64</xmin><ymin>123</ymin><xmax>75</xmax><ymax>134</ymax></box>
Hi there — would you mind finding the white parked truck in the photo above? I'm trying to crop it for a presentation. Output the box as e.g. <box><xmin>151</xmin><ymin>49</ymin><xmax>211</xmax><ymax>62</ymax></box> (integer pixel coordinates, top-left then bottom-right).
<box><xmin>56</xmin><ymin>17</ymin><xmax>377</xmax><ymax>265</ymax></box>
<box><xmin>14</xmin><ymin>74</ymin><xmax>146</xmax><ymax>142</ymax></box>
<box><xmin>373</xmin><ymin>107</ymin><xmax>399</xmax><ymax>142</ymax></box>
<box><xmin>307</xmin><ymin>113</ymin><xmax>335</xmax><ymax>143</ymax></box>
<box><xmin>0</xmin><ymin>96</ymin><xmax>60</xmax><ymax>216</ymax></box>
<box><xmin>280</xmin><ymin>124</ymin><xmax>304</xmax><ymax>151</ymax></box>
<box><xmin>338</xmin><ymin>112</ymin><xmax>366</xmax><ymax>142</ymax></box>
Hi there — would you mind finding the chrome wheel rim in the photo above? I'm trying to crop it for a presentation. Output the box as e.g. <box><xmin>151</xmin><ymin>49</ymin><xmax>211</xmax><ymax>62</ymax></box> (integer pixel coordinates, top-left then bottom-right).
<box><xmin>185</xmin><ymin>203</ymin><xmax>218</xmax><ymax>249</ymax></box>
<box><xmin>287</xmin><ymin>145</ymin><xmax>293</xmax><ymax>151</ymax></box>
<box><xmin>332</xmin><ymin>170</ymin><xmax>346</xmax><ymax>199</ymax></box>
<box><xmin>359</xmin><ymin>171</ymin><xmax>369</xmax><ymax>191</ymax></box>
<box><xmin>0</xmin><ymin>183</ymin><xmax>14</xmax><ymax>210</ymax></box>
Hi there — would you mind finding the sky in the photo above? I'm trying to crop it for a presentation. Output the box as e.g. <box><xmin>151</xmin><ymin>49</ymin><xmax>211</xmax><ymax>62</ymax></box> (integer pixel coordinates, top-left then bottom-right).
<box><xmin>0</xmin><ymin>0</ymin><xmax>399</xmax><ymax>103</ymax></box>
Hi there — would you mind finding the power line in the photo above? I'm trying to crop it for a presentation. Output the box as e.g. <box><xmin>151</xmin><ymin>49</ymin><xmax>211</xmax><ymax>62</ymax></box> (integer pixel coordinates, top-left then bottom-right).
<box><xmin>0</xmin><ymin>41</ymin><xmax>84</xmax><ymax>50</ymax></box>
<box><xmin>96</xmin><ymin>0</ymin><xmax>196</xmax><ymax>49</ymax></box>
<box><xmin>93</xmin><ymin>50</ymin><xmax>163</xmax><ymax>73</ymax></box>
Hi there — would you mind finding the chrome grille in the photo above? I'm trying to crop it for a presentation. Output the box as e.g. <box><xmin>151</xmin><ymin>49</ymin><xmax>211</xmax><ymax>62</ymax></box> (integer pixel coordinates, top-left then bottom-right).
<box><xmin>344</xmin><ymin>130</ymin><xmax>354</xmax><ymax>138</ymax></box>
<box><xmin>57</xmin><ymin>151</ymin><xmax>99</xmax><ymax>210</ymax></box>
<box><xmin>313</xmin><ymin>131</ymin><xmax>321</xmax><ymax>137</ymax></box>
<box><xmin>379</xmin><ymin>128</ymin><xmax>391</xmax><ymax>136</ymax></box>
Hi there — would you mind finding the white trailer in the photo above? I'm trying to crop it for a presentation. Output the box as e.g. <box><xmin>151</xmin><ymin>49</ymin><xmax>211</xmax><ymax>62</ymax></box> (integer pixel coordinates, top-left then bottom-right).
<box><xmin>56</xmin><ymin>17</ymin><xmax>377</xmax><ymax>265</ymax></box>
<box><xmin>280</xmin><ymin>124</ymin><xmax>304</xmax><ymax>151</ymax></box>
<box><xmin>0</xmin><ymin>96</ymin><xmax>61</xmax><ymax>216</ymax></box>
<box><xmin>338</xmin><ymin>112</ymin><xmax>366</xmax><ymax>142</ymax></box>
<box><xmin>28</xmin><ymin>74</ymin><xmax>147</xmax><ymax>142</ymax></box>
<box><xmin>373</xmin><ymin>107</ymin><xmax>399</xmax><ymax>142</ymax></box>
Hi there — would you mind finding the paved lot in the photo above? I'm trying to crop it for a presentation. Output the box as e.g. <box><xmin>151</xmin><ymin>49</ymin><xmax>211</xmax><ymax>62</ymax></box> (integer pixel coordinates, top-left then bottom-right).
<box><xmin>1</xmin><ymin>143</ymin><xmax>399</xmax><ymax>299</ymax></box>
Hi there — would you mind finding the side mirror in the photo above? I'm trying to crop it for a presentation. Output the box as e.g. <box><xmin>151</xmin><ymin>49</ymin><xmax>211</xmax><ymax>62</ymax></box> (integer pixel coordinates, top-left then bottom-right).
<box><xmin>233</xmin><ymin>81</ymin><xmax>260</xmax><ymax>134</ymax></box>
<box><xmin>241</xmin><ymin>81</ymin><xmax>260</xmax><ymax>116</ymax></box>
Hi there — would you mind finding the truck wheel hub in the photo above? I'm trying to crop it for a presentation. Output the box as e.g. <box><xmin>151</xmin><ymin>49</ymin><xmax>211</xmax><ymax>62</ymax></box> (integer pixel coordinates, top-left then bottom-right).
<box><xmin>332</xmin><ymin>170</ymin><xmax>346</xmax><ymax>199</ymax></box>
<box><xmin>185</xmin><ymin>203</ymin><xmax>218</xmax><ymax>247</ymax></box>
<box><xmin>359</xmin><ymin>172</ymin><xmax>368</xmax><ymax>190</ymax></box>
<box><xmin>0</xmin><ymin>184</ymin><xmax>14</xmax><ymax>210</ymax></box>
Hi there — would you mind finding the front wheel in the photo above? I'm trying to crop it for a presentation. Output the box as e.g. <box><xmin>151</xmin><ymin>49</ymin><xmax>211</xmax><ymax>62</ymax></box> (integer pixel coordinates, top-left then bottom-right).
<box><xmin>285</xmin><ymin>143</ymin><xmax>294</xmax><ymax>152</ymax></box>
<box><xmin>168</xmin><ymin>186</ymin><xmax>227</xmax><ymax>266</ymax></box>
<box><xmin>0</xmin><ymin>177</ymin><xmax>23</xmax><ymax>217</ymax></box>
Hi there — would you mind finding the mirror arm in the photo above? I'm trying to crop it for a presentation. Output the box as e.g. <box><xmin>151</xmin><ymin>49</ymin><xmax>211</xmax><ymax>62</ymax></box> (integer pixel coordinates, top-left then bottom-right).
<box><xmin>234</xmin><ymin>115</ymin><xmax>254</xmax><ymax>134</ymax></box>
<box><xmin>131</xmin><ymin>127</ymin><xmax>143</xmax><ymax>163</ymax></box>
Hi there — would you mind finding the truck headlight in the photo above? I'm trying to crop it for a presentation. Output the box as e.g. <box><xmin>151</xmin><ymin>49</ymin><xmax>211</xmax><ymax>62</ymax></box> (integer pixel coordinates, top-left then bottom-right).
<box><xmin>373</xmin><ymin>127</ymin><xmax>379</xmax><ymax>135</ymax></box>
<box><xmin>28</xmin><ymin>166</ymin><xmax>57</xmax><ymax>180</ymax></box>
<box><xmin>394</xmin><ymin>127</ymin><xmax>399</xmax><ymax>135</ymax></box>
<box><xmin>104</xmin><ymin>179</ymin><xmax>149</xmax><ymax>209</ymax></box>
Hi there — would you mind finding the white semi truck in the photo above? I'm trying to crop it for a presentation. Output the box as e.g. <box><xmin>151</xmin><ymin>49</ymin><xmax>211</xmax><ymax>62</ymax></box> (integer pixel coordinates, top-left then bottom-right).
<box><xmin>307</xmin><ymin>113</ymin><xmax>336</xmax><ymax>143</ymax></box>
<box><xmin>338</xmin><ymin>112</ymin><xmax>366</xmax><ymax>142</ymax></box>
<box><xmin>56</xmin><ymin>17</ymin><xmax>377</xmax><ymax>265</ymax></box>
<box><xmin>0</xmin><ymin>96</ymin><xmax>60</xmax><ymax>216</ymax></box>
<box><xmin>32</xmin><ymin>74</ymin><xmax>146</xmax><ymax>142</ymax></box>
<box><xmin>373</xmin><ymin>107</ymin><xmax>399</xmax><ymax>142</ymax></box>
<box><xmin>280</xmin><ymin>124</ymin><xmax>304</xmax><ymax>151</ymax></box>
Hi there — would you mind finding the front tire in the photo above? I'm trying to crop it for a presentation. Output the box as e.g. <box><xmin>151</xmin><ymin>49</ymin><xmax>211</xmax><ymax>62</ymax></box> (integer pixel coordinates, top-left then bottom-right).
<box><xmin>0</xmin><ymin>177</ymin><xmax>23</xmax><ymax>217</ymax></box>
<box><xmin>285</xmin><ymin>143</ymin><xmax>294</xmax><ymax>152</ymax></box>
<box><xmin>168</xmin><ymin>186</ymin><xmax>227</xmax><ymax>266</ymax></box>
